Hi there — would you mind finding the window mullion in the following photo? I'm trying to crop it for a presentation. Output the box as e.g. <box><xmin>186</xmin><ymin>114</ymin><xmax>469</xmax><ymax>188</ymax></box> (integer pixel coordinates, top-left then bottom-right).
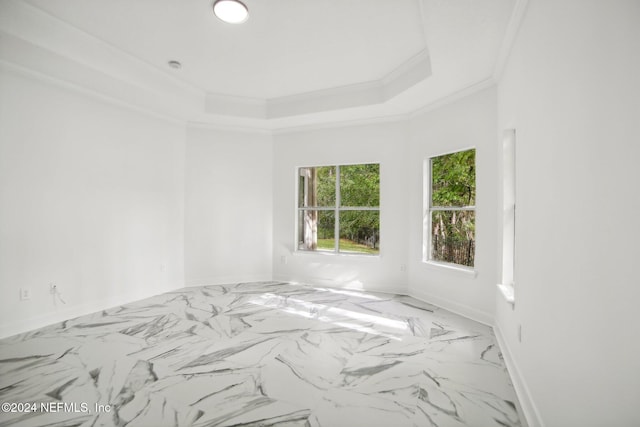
<box><xmin>430</xmin><ymin>206</ymin><xmax>476</xmax><ymax>211</ymax></box>
<box><xmin>297</xmin><ymin>163</ymin><xmax>380</xmax><ymax>256</ymax></box>
<box><xmin>334</xmin><ymin>165</ymin><xmax>340</xmax><ymax>253</ymax></box>
<box><xmin>427</xmin><ymin>149</ymin><xmax>476</xmax><ymax>267</ymax></box>
<box><xmin>338</xmin><ymin>206</ymin><xmax>379</xmax><ymax>211</ymax></box>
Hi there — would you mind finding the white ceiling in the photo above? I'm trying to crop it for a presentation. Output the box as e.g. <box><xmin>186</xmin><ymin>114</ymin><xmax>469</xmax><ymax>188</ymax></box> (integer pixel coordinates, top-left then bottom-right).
<box><xmin>2</xmin><ymin>0</ymin><xmax>518</xmax><ymax>129</ymax></box>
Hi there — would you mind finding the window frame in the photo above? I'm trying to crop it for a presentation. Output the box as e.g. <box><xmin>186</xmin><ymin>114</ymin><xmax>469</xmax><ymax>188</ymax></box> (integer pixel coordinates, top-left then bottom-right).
<box><xmin>296</xmin><ymin>162</ymin><xmax>380</xmax><ymax>256</ymax></box>
<box><xmin>498</xmin><ymin>130</ymin><xmax>516</xmax><ymax>305</ymax></box>
<box><xmin>424</xmin><ymin>148</ymin><xmax>477</xmax><ymax>270</ymax></box>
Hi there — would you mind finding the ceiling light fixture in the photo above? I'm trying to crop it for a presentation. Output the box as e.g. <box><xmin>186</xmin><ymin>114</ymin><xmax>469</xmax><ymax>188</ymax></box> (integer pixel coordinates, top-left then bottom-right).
<box><xmin>213</xmin><ymin>0</ymin><xmax>249</xmax><ymax>24</ymax></box>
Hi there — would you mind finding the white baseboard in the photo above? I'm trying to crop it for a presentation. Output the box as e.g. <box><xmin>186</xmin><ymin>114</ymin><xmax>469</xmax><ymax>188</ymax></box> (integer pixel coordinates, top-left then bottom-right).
<box><xmin>0</xmin><ymin>284</ymin><xmax>182</xmax><ymax>340</ymax></box>
<box><xmin>272</xmin><ymin>274</ymin><xmax>406</xmax><ymax>296</ymax></box>
<box><xmin>408</xmin><ymin>288</ymin><xmax>493</xmax><ymax>326</ymax></box>
<box><xmin>272</xmin><ymin>275</ymin><xmax>491</xmax><ymax>326</ymax></box>
<box><xmin>185</xmin><ymin>275</ymin><xmax>274</xmax><ymax>287</ymax></box>
<box><xmin>493</xmin><ymin>323</ymin><xmax>545</xmax><ymax>427</ymax></box>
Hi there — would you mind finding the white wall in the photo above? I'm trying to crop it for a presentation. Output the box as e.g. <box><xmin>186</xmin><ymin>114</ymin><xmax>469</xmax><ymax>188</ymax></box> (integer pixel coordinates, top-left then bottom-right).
<box><xmin>407</xmin><ymin>88</ymin><xmax>499</xmax><ymax>325</ymax></box>
<box><xmin>272</xmin><ymin>121</ymin><xmax>409</xmax><ymax>294</ymax></box>
<box><xmin>0</xmin><ymin>66</ymin><xmax>185</xmax><ymax>338</ymax></box>
<box><xmin>495</xmin><ymin>1</ymin><xmax>640</xmax><ymax>426</ymax></box>
<box><xmin>185</xmin><ymin>126</ymin><xmax>273</xmax><ymax>285</ymax></box>
<box><xmin>272</xmin><ymin>91</ymin><xmax>498</xmax><ymax>323</ymax></box>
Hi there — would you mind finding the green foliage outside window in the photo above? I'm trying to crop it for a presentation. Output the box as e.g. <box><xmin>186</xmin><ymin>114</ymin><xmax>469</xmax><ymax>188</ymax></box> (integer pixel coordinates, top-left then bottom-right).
<box><xmin>339</xmin><ymin>164</ymin><xmax>380</xmax><ymax>207</ymax></box>
<box><xmin>431</xmin><ymin>150</ymin><xmax>475</xmax><ymax>207</ymax></box>
<box><xmin>430</xmin><ymin>149</ymin><xmax>476</xmax><ymax>267</ymax></box>
<box><xmin>299</xmin><ymin>164</ymin><xmax>380</xmax><ymax>255</ymax></box>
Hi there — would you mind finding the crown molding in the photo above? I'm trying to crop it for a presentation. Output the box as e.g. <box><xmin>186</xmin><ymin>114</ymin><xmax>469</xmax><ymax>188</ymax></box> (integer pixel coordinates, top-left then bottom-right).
<box><xmin>0</xmin><ymin>59</ymin><xmax>185</xmax><ymax>126</ymax></box>
<box><xmin>381</xmin><ymin>48</ymin><xmax>432</xmax><ymax>100</ymax></box>
<box><xmin>203</xmin><ymin>48</ymin><xmax>431</xmax><ymax>120</ymax></box>
<box><xmin>0</xmin><ymin>2</ymin><xmax>209</xmax><ymax>126</ymax></box>
<box><xmin>0</xmin><ymin>0</ymin><xmax>515</xmax><ymax>134</ymax></box>
<box><xmin>271</xmin><ymin>112</ymin><xmax>407</xmax><ymax>135</ymax></box>
<box><xmin>266</xmin><ymin>79</ymin><xmax>384</xmax><ymax>119</ymax></box>
<box><xmin>408</xmin><ymin>77</ymin><xmax>497</xmax><ymax>120</ymax></box>
<box><xmin>4</xmin><ymin>0</ymin><xmax>204</xmax><ymax>97</ymax></box>
<box><xmin>3</xmin><ymin>0</ymin><xmax>434</xmax><ymax>122</ymax></box>
<box><xmin>205</xmin><ymin>93</ymin><xmax>267</xmax><ymax>119</ymax></box>
<box><xmin>1</xmin><ymin>33</ymin><xmax>496</xmax><ymax>136</ymax></box>
<box><xmin>267</xmin><ymin>48</ymin><xmax>431</xmax><ymax>119</ymax></box>
<box><xmin>493</xmin><ymin>0</ymin><xmax>530</xmax><ymax>80</ymax></box>
<box><xmin>0</xmin><ymin>31</ymin><xmax>198</xmax><ymax>122</ymax></box>
<box><xmin>187</xmin><ymin>121</ymin><xmax>272</xmax><ymax>135</ymax></box>
<box><xmin>272</xmin><ymin>75</ymin><xmax>498</xmax><ymax>135</ymax></box>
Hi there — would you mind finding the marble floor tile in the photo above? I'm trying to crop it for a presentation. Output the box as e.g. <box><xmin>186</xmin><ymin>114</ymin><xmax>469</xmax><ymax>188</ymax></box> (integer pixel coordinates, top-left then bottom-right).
<box><xmin>0</xmin><ymin>282</ymin><xmax>522</xmax><ymax>426</ymax></box>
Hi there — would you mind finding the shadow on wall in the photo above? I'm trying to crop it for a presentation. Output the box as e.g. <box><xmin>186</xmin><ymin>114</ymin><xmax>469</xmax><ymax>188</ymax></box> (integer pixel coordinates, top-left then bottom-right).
<box><xmin>285</xmin><ymin>259</ymin><xmax>369</xmax><ymax>291</ymax></box>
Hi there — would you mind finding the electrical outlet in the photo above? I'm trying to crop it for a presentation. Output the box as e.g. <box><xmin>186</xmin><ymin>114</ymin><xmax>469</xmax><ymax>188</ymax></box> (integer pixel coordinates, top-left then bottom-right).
<box><xmin>400</xmin><ymin>264</ymin><xmax>406</xmax><ymax>272</ymax></box>
<box><xmin>20</xmin><ymin>288</ymin><xmax>31</xmax><ymax>300</ymax></box>
<box><xmin>281</xmin><ymin>256</ymin><xmax>288</xmax><ymax>264</ymax></box>
<box><xmin>517</xmin><ymin>324</ymin><xmax>522</xmax><ymax>343</ymax></box>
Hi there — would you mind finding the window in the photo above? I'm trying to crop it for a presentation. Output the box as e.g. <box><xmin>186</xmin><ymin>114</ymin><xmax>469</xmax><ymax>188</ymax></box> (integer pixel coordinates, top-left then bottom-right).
<box><xmin>298</xmin><ymin>164</ymin><xmax>379</xmax><ymax>255</ymax></box>
<box><xmin>498</xmin><ymin>130</ymin><xmax>516</xmax><ymax>304</ymax></box>
<box><xmin>426</xmin><ymin>149</ymin><xmax>476</xmax><ymax>267</ymax></box>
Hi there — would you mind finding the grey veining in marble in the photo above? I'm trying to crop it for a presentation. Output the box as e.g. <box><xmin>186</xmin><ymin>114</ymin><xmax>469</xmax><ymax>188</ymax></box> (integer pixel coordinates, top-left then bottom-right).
<box><xmin>0</xmin><ymin>282</ymin><xmax>522</xmax><ymax>426</ymax></box>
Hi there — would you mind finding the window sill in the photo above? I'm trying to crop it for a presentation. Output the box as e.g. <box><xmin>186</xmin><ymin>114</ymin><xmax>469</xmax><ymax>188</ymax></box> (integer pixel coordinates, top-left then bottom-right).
<box><xmin>294</xmin><ymin>250</ymin><xmax>381</xmax><ymax>260</ymax></box>
<box><xmin>497</xmin><ymin>283</ymin><xmax>515</xmax><ymax>305</ymax></box>
<box><xmin>423</xmin><ymin>260</ymin><xmax>477</xmax><ymax>277</ymax></box>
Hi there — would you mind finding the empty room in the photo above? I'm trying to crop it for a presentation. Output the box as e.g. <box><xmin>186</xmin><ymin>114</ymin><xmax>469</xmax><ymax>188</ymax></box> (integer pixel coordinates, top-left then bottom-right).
<box><xmin>0</xmin><ymin>0</ymin><xmax>638</xmax><ymax>426</ymax></box>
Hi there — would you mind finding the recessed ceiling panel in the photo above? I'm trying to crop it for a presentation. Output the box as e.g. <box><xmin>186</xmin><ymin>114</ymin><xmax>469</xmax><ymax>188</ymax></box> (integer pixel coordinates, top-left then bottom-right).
<box><xmin>25</xmin><ymin>0</ymin><xmax>426</xmax><ymax>99</ymax></box>
<box><xmin>11</xmin><ymin>0</ymin><xmax>518</xmax><ymax>126</ymax></box>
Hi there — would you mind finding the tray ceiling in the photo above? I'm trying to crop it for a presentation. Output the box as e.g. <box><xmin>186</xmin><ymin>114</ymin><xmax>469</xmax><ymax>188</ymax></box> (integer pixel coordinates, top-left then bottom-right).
<box><xmin>1</xmin><ymin>0</ymin><xmax>518</xmax><ymax>128</ymax></box>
